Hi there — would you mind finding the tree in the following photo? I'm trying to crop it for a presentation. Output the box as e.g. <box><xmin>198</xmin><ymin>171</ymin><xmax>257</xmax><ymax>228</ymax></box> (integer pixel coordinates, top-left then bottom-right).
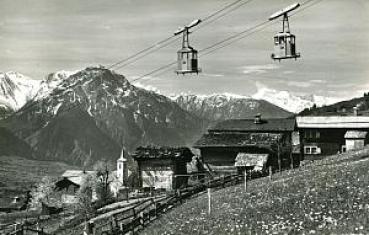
<box><xmin>29</xmin><ymin>176</ymin><xmax>57</xmax><ymax>209</ymax></box>
<box><xmin>93</xmin><ymin>159</ymin><xmax>114</xmax><ymax>206</ymax></box>
<box><xmin>76</xmin><ymin>174</ymin><xmax>96</xmax><ymax>218</ymax></box>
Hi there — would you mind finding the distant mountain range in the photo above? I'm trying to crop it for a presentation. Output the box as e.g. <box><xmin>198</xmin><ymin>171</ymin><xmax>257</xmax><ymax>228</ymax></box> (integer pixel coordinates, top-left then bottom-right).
<box><xmin>172</xmin><ymin>94</ymin><xmax>292</xmax><ymax>122</ymax></box>
<box><xmin>0</xmin><ymin>67</ymin><xmax>354</xmax><ymax>166</ymax></box>
<box><xmin>252</xmin><ymin>86</ymin><xmax>342</xmax><ymax>113</ymax></box>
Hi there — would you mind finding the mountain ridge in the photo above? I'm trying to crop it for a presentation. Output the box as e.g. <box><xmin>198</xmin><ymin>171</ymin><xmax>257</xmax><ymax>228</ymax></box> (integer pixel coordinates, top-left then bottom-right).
<box><xmin>172</xmin><ymin>93</ymin><xmax>293</xmax><ymax>122</ymax></box>
<box><xmin>3</xmin><ymin>67</ymin><xmax>206</xmax><ymax>165</ymax></box>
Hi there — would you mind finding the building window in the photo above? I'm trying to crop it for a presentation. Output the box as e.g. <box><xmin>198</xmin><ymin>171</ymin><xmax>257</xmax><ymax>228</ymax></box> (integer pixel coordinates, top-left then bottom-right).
<box><xmin>304</xmin><ymin>146</ymin><xmax>321</xmax><ymax>155</ymax></box>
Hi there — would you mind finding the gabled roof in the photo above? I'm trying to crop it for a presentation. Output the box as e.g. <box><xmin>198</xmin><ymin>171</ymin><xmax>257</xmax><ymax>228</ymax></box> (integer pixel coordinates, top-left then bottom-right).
<box><xmin>61</xmin><ymin>170</ymin><xmax>96</xmax><ymax>186</ymax></box>
<box><xmin>132</xmin><ymin>146</ymin><xmax>194</xmax><ymax>162</ymax></box>
<box><xmin>344</xmin><ymin>130</ymin><xmax>368</xmax><ymax>139</ymax></box>
<box><xmin>297</xmin><ymin>116</ymin><xmax>369</xmax><ymax>128</ymax></box>
<box><xmin>193</xmin><ymin>132</ymin><xmax>282</xmax><ymax>148</ymax></box>
<box><xmin>210</xmin><ymin>118</ymin><xmax>296</xmax><ymax>132</ymax></box>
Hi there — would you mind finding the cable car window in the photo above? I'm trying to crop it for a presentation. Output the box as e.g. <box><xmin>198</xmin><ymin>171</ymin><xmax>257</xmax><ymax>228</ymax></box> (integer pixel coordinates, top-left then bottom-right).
<box><xmin>274</xmin><ymin>37</ymin><xmax>279</xmax><ymax>45</ymax></box>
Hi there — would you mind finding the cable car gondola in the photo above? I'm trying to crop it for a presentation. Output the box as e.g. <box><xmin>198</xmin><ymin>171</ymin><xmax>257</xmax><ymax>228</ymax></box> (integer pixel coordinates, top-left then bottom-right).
<box><xmin>174</xmin><ymin>19</ymin><xmax>202</xmax><ymax>75</ymax></box>
<box><xmin>269</xmin><ymin>3</ymin><xmax>301</xmax><ymax>61</ymax></box>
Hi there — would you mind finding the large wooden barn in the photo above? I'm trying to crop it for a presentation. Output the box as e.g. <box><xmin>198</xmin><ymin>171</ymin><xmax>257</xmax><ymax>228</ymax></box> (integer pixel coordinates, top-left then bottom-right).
<box><xmin>193</xmin><ymin>115</ymin><xmax>300</xmax><ymax>172</ymax></box>
<box><xmin>132</xmin><ymin>146</ymin><xmax>194</xmax><ymax>191</ymax></box>
<box><xmin>297</xmin><ymin>116</ymin><xmax>369</xmax><ymax>159</ymax></box>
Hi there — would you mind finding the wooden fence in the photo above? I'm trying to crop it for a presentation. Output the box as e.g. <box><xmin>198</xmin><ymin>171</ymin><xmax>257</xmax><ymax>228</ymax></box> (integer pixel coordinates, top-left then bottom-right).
<box><xmin>86</xmin><ymin>174</ymin><xmax>243</xmax><ymax>235</ymax></box>
<box><xmin>1</xmin><ymin>224</ymin><xmax>48</xmax><ymax>235</ymax></box>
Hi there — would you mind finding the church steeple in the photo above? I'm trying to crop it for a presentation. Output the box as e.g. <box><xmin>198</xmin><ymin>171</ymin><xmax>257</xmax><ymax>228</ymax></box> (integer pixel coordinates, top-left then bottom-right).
<box><xmin>117</xmin><ymin>147</ymin><xmax>127</xmax><ymax>184</ymax></box>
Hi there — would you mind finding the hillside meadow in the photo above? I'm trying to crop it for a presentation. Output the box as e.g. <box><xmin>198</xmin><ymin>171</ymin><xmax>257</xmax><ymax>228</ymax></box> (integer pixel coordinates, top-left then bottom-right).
<box><xmin>0</xmin><ymin>155</ymin><xmax>79</xmax><ymax>197</ymax></box>
<box><xmin>142</xmin><ymin>147</ymin><xmax>369</xmax><ymax>234</ymax></box>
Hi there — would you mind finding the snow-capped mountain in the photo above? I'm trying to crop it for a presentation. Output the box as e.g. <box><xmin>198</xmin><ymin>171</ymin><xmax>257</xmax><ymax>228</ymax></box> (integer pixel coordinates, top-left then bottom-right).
<box><xmin>172</xmin><ymin>93</ymin><xmax>292</xmax><ymax>121</ymax></box>
<box><xmin>0</xmin><ymin>70</ymin><xmax>79</xmax><ymax>114</ymax></box>
<box><xmin>252</xmin><ymin>86</ymin><xmax>342</xmax><ymax>113</ymax></box>
<box><xmin>0</xmin><ymin>72</ymin><xmax>41</xmax><ymax>111</ymax></box>
<box><xmin>34</xmin><ymin>70</ymin><xmax>78</xmax><ymax>100</ymax></box>
<box><xmin>4</xmin><ymin>67</ymin><xmax>205</xmax><ymax>165</ymax></box>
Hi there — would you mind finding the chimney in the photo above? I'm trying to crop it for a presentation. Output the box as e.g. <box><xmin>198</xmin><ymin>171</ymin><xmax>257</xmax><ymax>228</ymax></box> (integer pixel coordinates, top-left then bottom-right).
<box><xmin>254</xmin><ymin>113</ymin><xmax>262</xmax><ymax>124</ymax></box>
<box><xmin>353</xmin><ymin>106</ymin><xmax>358</xmax><ymax>116</ymax></box>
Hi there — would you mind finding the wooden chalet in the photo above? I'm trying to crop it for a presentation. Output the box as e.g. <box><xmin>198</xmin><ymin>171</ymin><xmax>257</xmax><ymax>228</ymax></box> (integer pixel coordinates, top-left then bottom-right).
<box><xmin>55</xmin><ymin>170</ymin><xmax>96</xmax><ymax>203</ymax></box>
<box><xmin>132</xmin><ymin>146</ymin><xmax>194</xmax><ymax>191</ymax></box>
<box><xmin>193</xmin><ymin>115</ymin><xmax>300</xmax><ymax>172</ymax></box>
<box><xmin>297</xmin><ymin>116</ymin><xmax>369</xmax><ymax>159</ymax></box>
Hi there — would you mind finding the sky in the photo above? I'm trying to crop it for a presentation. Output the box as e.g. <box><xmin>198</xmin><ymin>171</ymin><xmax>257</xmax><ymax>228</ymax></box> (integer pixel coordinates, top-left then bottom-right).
<box><xmin>0</xmin><ymin>0</ymin><xmax>368</xmax><ymax>99</ymax></box>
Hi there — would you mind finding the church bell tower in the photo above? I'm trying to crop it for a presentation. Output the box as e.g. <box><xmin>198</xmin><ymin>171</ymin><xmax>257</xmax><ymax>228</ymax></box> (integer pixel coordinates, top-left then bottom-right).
<box><xmin>117</xmin><ymin>148</ymin><xmax>127</xmax><ymax>185</ymax></box>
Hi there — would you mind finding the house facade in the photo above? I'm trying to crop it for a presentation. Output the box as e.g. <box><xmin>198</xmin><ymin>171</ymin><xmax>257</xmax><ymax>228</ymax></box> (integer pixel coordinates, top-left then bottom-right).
<box><xmin>296</xmin><ymin>116</ymin><xmax>369</xmax><ymax>159</ymax></box>
<box><xmin>194</xmin><ymin>115</ymin><xmax>300</xmax><ymax>172</ymax></box>
<box><xmin>132</xmin><ymin>146</ymin><xmax>193</xmax><ymax>191</ymax></box>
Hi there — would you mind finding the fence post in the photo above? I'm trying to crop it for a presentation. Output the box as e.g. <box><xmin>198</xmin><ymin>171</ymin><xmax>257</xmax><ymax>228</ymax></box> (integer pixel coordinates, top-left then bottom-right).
<box><xmin>244</xmin><ymin>170</ymin><xmax>247</xmax><ymax>192</ymax></box>
<box><xmin>83</xmin><ymin>221</ymin><xmax>94</xmax><ymax>235</ymax></box>
<box><xmin>132</xmin><ymin>208</ymin><xmax>136</xmax><ymax>235</ymax></box>
<box><xmin>140</xmin><ymin>211</ymin><xmax>144</xmax><ymax>228</ymax></box>
<box><xmin>112</xmin><ymin>215</ymin><xmax>118</xmax><ymax>230</ymax></box>
<box><xmin>278</xmin><ymin>144</ymin><xmax>282</xmax><ymax>173</ymax></box>
<box><xmin>290</xmin><ymin>151</ymin><xmax>294</xmax><ymax>170</ymax></box>
<box><xmin>120</xmin><ymin>222</ymin><xmax>124</xmax><ymax>233</ymax></box>
<box><xmin>178</xmin><ymin>190</ymin><xmax>183</xmax><ymax>204</ymax></box>
<box><xmin>154</xmin><ymin>200</ymin><xmax>157</xmax><ymax>217</ymax></box>
<box><xmin>269</xmin><ymin>166</ymin><xmax>273</xmax><ymax>181</ymax></box>
<box><xmin>15</xmin><ymin>224</ymin><xmax>22</xmax><ymax>235</ymax></box>
<box><xmin>207</xmin><ymin>187</ymin><xmax>211</xmax><ymax>215</ymax></box>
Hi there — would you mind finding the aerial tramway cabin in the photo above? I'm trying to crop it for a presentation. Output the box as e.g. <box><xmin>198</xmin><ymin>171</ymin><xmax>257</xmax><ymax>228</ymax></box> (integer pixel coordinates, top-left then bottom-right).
<box><xmin>297</xmin><ymin>116</ymin><xmax>369</xmax><ymax>160</ymax></box>
<box><xmin>269</xmin><ymin>3</ymin><xmax>301</xmax><ymax>61</ymax></box>
<box><xmin>174</xmin><ymin>19</ymin><xmax>202</xmax><ymax>75</ymax></box>
<box><xmin>132</xmin><ymin>146</ymin><xmax>193</xmax><ymax>191</ymax></box>
<box><xmin>194</xmin><ymin>114</ymin><xmax>301</xmax><ymax>174</ymax></box>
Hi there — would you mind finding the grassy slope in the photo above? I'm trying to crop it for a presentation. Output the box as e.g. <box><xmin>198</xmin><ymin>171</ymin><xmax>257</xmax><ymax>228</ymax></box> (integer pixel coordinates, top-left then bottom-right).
<box><xmin>143</xmin><ymin>148</ymin><xmax>369</xmax><ymax>234</ymax></box>
<box><xmin>0</xmin><ymin>155</ymin><xmax>79</xmax><ymax>194</ymax></box>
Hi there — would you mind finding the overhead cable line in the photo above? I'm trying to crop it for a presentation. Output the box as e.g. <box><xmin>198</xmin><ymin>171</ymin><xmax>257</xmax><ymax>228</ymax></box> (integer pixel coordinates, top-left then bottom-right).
<box><xmin>131</xmin><ymin>0</ymin><xmax>324</xmax><ymax>83</ymax></box>
<box><xmin>194</xmin><ymin>0</ymin><xmax>254</xmax><ymax>32</ymax></box>
<box><xmin>109</xmin><ymin>0</ymin><xmax>255</xmax><ymax>70</ymax></box>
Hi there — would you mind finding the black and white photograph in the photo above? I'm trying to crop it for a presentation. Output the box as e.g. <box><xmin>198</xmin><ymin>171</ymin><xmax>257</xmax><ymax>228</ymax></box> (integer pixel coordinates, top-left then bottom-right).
<box><xmin>0</xmin><ymin>0</ymin><xmax>369</xmax><ymax>234</ymax></box>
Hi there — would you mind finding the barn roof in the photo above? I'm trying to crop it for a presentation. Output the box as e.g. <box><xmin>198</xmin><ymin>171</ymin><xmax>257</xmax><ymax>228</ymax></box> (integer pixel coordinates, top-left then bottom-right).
<box><xmin>193</xmin><ymin>132</ymin><xmax>283</xmax><ymax>148</ymax></box>
<box><xmin>297</xmin><ymin>116</ymin><xmax>369</xmax><ymax>129</ymax></box>
<box><xmin>132</xmin><ymin>146</ymin><xmax>194</xmax><ymax>162</ymax></box>
<box><xmin>61</xmin><ymin>170</ymin><xmax>96</xmax><ymax>186</ymax></box>
<box><xmin>344</xmin><ymin>130</ymin><xmax>368</xmax><ymax>139</ymax></box>
<box><xmin>210</xmin><ymin>118</ymin><xmax>296</xmax><ymax>133</ymax></box>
